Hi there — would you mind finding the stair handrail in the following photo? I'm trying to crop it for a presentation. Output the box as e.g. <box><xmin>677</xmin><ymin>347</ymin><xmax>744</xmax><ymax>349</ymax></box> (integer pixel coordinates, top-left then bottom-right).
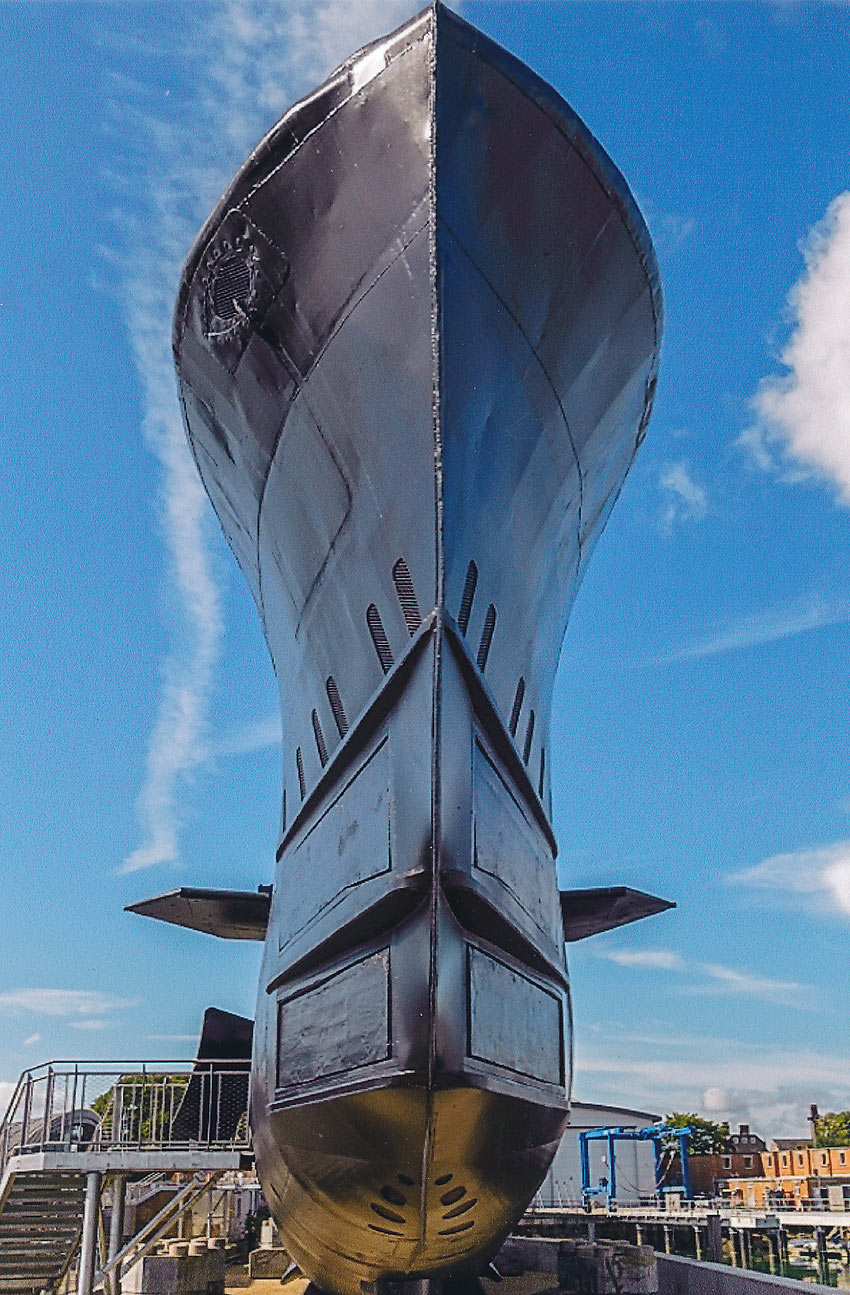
<box><xmin>0</xmin><ymin>1066</ymin><xmax>31</xmax><ymax>1174</ymax></box>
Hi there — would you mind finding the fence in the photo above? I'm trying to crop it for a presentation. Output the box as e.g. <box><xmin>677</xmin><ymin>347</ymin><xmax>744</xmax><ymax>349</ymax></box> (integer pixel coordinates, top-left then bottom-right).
<box><xmin>0</xmin><ymin>1059</ymin><xmax>251</xmax><ymax>1172</ymax></box>
<box><xmin>529</xmin><ymin>1194</ymin><xmax>850</xmax><ymax>1218</ymax></box>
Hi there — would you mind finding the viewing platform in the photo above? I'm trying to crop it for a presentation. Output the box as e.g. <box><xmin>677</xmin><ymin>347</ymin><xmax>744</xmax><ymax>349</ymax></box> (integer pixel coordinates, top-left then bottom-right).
<box><xmin>0</xmin><ymin>1058</ymin><xmax>252</xmax><ymax>1295</ymax></box>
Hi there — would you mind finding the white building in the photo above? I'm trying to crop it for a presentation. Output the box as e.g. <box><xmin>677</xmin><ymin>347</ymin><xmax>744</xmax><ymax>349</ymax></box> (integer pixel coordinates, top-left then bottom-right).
<box><xmin>537</xmin><ymin>1100</ymin><xmax>660</xmax><ymax>1206</ymax></box>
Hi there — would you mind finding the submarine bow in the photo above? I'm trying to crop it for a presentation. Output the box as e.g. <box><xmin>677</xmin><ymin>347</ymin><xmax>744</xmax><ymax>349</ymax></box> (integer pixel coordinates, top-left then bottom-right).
<box><xmin>172</xmin><ymin>5</ymin><xmax>662</xmax><ymax>1292</ymax></box>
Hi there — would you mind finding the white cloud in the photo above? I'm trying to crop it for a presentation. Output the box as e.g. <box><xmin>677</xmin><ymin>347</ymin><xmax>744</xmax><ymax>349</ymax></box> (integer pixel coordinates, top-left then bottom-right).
<box><xmin>697</xmin><ymin>963</ymin><xmax>807</xmax><ymax>1007</ymax></box>
<box><xmin>574</xmin><ymin>1031</ymin><xmax>850</xmax><ymax>1139</ymax></box>
<box><xmin>594</xmin><ymin>949</ymin><xmax>810</xmax><ymax>1007</ymax></box>
<box><xmin>742</xmin><ymin>191</ymin><xmax>850</xmax><ymax>503</ymax></box>
<box><xmin>206</xmin><ymin>714</ymin><xmax>282</xmax><ymax>760</ymax></box>
<box><xmin>638</xmin><ymin>201</ymin><xmax>697</xmax><ymax>259</ymax></box>
<box><xmin>730</xmin><ymin>840</ymin><xmax>850</xmax><ymax>918</ymax></box>
<box><xmin>658</xmin><ymin>460</ymin><xmax>707</xmax><ymax>533</ymax></box>
<box><xmin>23</xmin><ymin>1034</ymin><xmax>41</xmax><ymax>1048</ymax></box>
<box><xmin>701</xmin><ymin>1087</ymin><xmax>814</xmax><ymax>1141</ymax></box>
<box><xmin>0</xmin><ymin>990</ymin><xmax>136</xmax><ymax>1020</ymax></box>
<box><xmin>598</xmin><ymin>949</ymin><xmax>684</xmax><ymax>970</ymax></box>
<box><xmin>737</xmin><ymin>424</ymin><xmax>777</xmax><ymax>473</ymax></box>
<box><xmin>146</xmin><ymin>1033</ymin><xmax>201</xmax><ymax>1044</ymax></box>
<box><xmin>661</xmin><ymin>592</ymin><xmax>850</xmax><ymax>663</ymax></box>
<box><xmin>116</xmin><ymin>0</ymin><xmax>414</xmax><ymax>873</ymax></box>
<box><xmin>0</xmin><ymin>1083</ymin><xmax>15</xmax><ymax>1124</ymax></box>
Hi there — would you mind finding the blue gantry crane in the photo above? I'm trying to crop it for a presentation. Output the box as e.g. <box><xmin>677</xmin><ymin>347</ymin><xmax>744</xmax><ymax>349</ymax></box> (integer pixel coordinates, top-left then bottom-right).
<box><xmin>579</xmin><ymin>1124</ymin><xmax>693</xmax><ymax>1202</ymax></box>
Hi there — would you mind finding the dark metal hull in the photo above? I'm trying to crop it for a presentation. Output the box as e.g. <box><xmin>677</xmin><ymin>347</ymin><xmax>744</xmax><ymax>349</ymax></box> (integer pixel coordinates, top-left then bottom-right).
<box><xmin>173</xmin><ymin>5</ymin><xmax>661</xmax><ymax>1290</ymax></box>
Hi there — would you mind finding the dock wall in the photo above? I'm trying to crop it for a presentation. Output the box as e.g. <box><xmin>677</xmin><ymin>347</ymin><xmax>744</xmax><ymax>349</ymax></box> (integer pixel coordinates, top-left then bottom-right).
<box><xmin>657</xmin><ymin>1253</ymin><xmax>836</xmax><ymax>1295</ymax></box>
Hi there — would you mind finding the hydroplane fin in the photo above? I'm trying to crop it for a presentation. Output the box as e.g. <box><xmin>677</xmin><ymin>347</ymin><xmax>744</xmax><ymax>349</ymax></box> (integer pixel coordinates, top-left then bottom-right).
<box><xmin>125</xmin><ymin>886</ymin><xmax>271</xmax><ymax>940</ymax></box>
<box><xmin>559</xmin><ymin>886</ymin><xmax>674</xmax><ymax>942</ymax></box>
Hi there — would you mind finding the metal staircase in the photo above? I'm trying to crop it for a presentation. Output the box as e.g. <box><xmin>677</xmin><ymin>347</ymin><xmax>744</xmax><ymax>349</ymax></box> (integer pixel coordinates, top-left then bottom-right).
<box><xmin>0</xmin><ymin>1169</ymin><xmax>85</xmax><ymax>1293</ymax></box>
<box><xmin>0</xmin><ymin>1057</ymin><xmax>251</xmax><ymax>1294</ymax></box>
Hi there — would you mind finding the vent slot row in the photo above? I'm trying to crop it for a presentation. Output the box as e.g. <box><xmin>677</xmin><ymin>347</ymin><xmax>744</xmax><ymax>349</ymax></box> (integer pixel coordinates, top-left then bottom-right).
<box><xmin>311</xmin><ymin>710</ymin><xmax>327</xmax><ymax>767</ymax></box>
<box><xmin>367</xmin><ymin>604</ymin><xmax>394</xmax><ymax>673</ymax></box>
<box><xmin>477</xmin><ymin>604</ymin><xmax>496</xmax><ymax>671</ymax></box>
<box><xmin>393</xmin><ymin>558</ymin><xmax>421</xmax><ymax>635</ymax></box>
<box><xmin>523</xmin><ymin>710</ymin><xmax>535</xmax><ymax>765</ymax></box>
<box><xmin>509</xmin><ymin>677</ymin><xmax>525</xmax><ymax>736</ymax></box>
<box><xmin>458</xmin><ymin>561</ymin><xmax>478</xmax><ymax>634</ymax></box>
<box><xmin>325</xmin><ymin>676</ymin><xmax>348</xmax><ymax>738</ymax></box>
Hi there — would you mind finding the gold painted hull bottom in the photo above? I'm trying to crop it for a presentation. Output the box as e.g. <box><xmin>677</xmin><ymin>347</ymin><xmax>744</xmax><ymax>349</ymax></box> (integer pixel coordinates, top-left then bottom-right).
<box><xmin>253</xmin><ymin>1085</ymin><xmax>567</xmax><ymax>1295</ymax></box>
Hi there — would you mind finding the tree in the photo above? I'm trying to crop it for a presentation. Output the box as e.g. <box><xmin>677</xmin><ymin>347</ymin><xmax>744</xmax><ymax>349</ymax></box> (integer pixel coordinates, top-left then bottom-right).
<box><xmin>661</xmin><ymin>1113</ymin><xmax>730</xmax><ymax>1156</ymax></box>
<box><xmin>814</xmin><ymin>1112</ymin><xmax>850</xmax><ymax>1147</ymax></box>
<box><xmin>90</xmin><ymin>1074</ymin><xmax>188</xmax><ymax>1142</ymax></box>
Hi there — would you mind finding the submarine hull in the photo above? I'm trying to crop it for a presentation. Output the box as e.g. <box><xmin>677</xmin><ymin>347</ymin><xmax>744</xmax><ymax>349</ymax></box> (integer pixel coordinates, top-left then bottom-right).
<box><xmin>173</xmin><ymin>5</ymin><xmax>661</xmax><ymax>1289</ymax></box>
<box><xmin>248</xmin><ymin>629</ymin><xmax>572</xmax><ymax>1292</ymax></box>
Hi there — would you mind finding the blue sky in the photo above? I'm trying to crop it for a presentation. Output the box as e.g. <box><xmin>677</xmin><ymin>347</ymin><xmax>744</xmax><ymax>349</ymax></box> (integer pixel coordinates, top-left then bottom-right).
<box><xmin>1</xmin><ymin>0</ymin><xmax>849</xmax><ymax>1141</ymax></box>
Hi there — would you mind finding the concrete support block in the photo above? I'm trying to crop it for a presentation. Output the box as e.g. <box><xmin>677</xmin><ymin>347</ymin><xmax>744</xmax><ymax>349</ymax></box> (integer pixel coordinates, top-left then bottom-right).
<box><xmin>496</xmin><ymin>1237</ymin><xmax>658</xmax><ymax>1295</ymax></box>
<box><xmin>122</xmin><ymin>1248</ymin><xmax>225</xmax><ymax>1295</ymax></box>
<box><xmin>596</xmin><ymin>1242</ymin><xmax>658</xmax><ymax>1295</ymax></box>
<box><xmin>249</xmin><ymin>1247</ymin><xmax>292</xmax><ymax>1279</ymax></box>
<box><xmin>484</xmin><ymin>1236</ymin><xmax>560</xmax><ymax>1295</ymax></box>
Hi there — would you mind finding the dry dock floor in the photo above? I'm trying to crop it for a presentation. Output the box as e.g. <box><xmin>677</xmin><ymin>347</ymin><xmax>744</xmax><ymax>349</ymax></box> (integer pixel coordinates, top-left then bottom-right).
<box><xmin>226</xmin><ymin>1275</ymin><xmax>310</xmax><ymax>1295</ymax></box>
<box><xmin>223</xmin><ymin>1271</ymin><xmax>551</xmax><ymax>1295</ymax></box>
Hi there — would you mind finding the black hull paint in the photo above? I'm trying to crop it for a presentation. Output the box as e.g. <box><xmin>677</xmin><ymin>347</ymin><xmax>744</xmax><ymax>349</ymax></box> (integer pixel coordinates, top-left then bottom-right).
<box><xmin>173</xmin><ymin>5</ymin><xmax>661</xmax><ymax>1290</ymax></box>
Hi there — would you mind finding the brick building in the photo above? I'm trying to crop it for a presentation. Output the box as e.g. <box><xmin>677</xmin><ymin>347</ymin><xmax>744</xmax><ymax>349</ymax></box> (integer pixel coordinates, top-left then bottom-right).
<box><xmin>687</xmin><ymin>1125</ymin><xmax>768</xmax><ymax>1197</ymax></box>
<box><xmin>688</xmin><ymin>1123</ymin><xmax>850</xmax><ymax>1207</ymax></box>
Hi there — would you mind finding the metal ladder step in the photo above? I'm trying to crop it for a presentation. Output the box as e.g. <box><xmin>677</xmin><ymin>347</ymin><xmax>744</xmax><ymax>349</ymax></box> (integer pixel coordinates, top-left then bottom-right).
<box><xmin>0</xmin><ymin>1170</ymin><xmax>85</xmax><ymax>1294</ymax></box>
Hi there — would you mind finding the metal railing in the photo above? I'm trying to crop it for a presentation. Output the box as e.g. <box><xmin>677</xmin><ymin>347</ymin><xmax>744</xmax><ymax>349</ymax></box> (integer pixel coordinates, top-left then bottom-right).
<box><xmin>0</xmin><ymin>1060</ymin><xmax>250</xmax><ymax>1174</ymax></box>
<box><xmin>527</xmin><ymin>1194</ymin><xmax>850</xmax><ymax>1218</ymax></box>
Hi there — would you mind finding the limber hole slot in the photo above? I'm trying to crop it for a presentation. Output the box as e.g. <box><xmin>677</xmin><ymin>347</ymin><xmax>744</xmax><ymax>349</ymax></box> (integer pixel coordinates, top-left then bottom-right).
<box><xmin>477</xmin><ymin>604</ymin><xmax>496</xmax><ymax>671</ymax></box>
<box><xmin>392</xmin><ymin>558</ymin><xmax>421</xmax><ymax>636</ymax></box>
<box><xmin>444</xmin><ymin>1197</ymin><xmax>477</xmax><ymax>1219</ymax></box>
<box><xmin>367</xmin><ymin>604</ymin><xmax>394</xmax><ymax>673</ymax></box>
<box><xmin>458</xmin><ymin>561</ymin><xmax>478</xmax><ymax>635</ymax></box>
<box><xmin>509</xmin><ymin>677</ymin><xmax>525</xmax><ymax>737</ymax></box>
<box><xmin>311</xmin><ymin>710</ymin><xmax>327</xmax><ymax>767</ymax></box>
<box><xmin>371</xmin><ymin>1202</ymin><xmax>405</xmax><ymax>1224</ymax></box>
<box><xmin>523</xmin><ymin>710</ymin><xmax>535</xmax><ymax>765</ymax></box>
<box><xmin>325</xmin><ymin>675</ymin><xmax>348</xmax><ymax>738</ymax></box>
